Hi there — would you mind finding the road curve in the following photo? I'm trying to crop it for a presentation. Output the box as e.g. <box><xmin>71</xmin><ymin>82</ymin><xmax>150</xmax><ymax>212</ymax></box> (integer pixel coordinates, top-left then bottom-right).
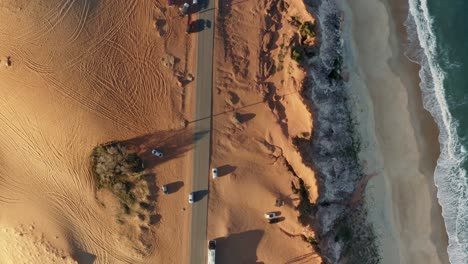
<box><xmin>190</xmin><ymin>0</ymin><xmax>215</xmax><ymax>264</ymax></box>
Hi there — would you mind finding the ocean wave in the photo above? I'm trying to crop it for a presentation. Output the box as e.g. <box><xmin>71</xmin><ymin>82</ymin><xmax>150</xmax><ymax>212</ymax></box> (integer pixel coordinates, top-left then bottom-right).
<box><xmin>406</xmin><ymin>0</ymin><xmax>468</xmax><ymax>263</ymax></box>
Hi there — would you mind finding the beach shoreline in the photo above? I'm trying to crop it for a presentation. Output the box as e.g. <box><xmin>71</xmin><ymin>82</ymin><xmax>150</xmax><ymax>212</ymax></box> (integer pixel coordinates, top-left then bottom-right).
<box><xmin>344</xmin><ymin>0</ymin><xmax>449</xmax><ymax>263</ymax></box>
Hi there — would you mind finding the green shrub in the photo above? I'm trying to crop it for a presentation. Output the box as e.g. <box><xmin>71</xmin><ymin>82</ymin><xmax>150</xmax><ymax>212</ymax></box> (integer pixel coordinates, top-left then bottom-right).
<box><xmin>299</xmin><ymin>22</ymin><xmax>315</xmax><ymax>38</ymax></box>
<box><xmin>291</xmin><ymin>47</ymin><xmax>303</xmax><ymax>62</ymax></box>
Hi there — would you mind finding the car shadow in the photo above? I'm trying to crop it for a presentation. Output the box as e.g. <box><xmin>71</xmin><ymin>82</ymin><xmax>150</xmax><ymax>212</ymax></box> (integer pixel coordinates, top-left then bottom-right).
<box><xmin>215</xmin><ymin>230</ymin><xmax>264</xmax><ymax>264</ymax></box>
<box><xmin>217</xmin><ymin>164</ymin><xmax>236</xmax><ymax>177</ymax></box>
<box><xmin>167</xmin><ymin>181</ymin><xmax>184</xmax><ymax>194</ymax></box>
<box><xmin>122</xmin><ymin>128</ymin><xmax>208</xmax><ymax>171</ymax></box>
<box><xmin>269</xmin><ymin>216</ymin><xmax>285</xmax><ymax>224</ymax></box>
<box><xmin>149</xmin><ymin>214</ymin><xmax>162</xmax><ymax>225</ymax></box>
<box><xmin>235</xmin><ymin>112</ymin><xmax>256</xmax><ymax>123</ymax></box>
<box><xmin>193</xmin><ymin>189</ymin><xmax>209</xmax><ymax>202</ymax></box>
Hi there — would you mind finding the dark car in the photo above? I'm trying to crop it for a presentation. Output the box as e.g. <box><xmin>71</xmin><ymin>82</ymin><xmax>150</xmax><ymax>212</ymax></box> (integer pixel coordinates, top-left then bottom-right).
<box><xmin>186</xmin><ymin>21</ymin><xmax>195</xmax><ymax>34</ymax></box>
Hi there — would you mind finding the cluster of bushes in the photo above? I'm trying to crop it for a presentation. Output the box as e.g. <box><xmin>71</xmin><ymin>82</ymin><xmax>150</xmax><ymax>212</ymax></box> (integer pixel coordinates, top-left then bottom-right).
<box><xmin>287</xmin><ymin>17</ymin><xmax>316</xmax><ymax>64</ymax></box>
<box><xmin>299</xmin><ymin>21</ymin><xmax>316</xmax><ymax>38</ymax></box>
<box><xmin>291</xmin><ymin>47</ymin><xmax>304</xmax><ymax>62</ymax></box>
<box><xmin>91</xmin><ymin>142</ymin><xmax>147</xmax><ymax>213</ymax></box>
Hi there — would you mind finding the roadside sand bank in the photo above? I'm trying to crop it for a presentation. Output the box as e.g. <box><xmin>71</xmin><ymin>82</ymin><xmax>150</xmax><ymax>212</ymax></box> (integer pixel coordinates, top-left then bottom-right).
<box><xmin>207</xmin><ymin>0</ymin><xmax>322</xmax><ymax>262</ymax></box>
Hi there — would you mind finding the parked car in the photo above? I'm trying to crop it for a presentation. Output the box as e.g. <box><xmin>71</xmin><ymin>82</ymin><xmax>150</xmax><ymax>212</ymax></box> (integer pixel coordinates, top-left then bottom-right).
<box><xmin>180</xmin><ymin>3</ymin><xmax>190</xmax><ymax>16</ymax></box>
<box><xmin>186</xmin><ymin>20</ymin><xmax>195</xmax><ymax>34</ymax></box>
<box><xmin>268</xmin><ymin>217</ymin><xmax>282</xmax><ymax>224</ymax></box>
<box><xmin>264</xmin><ymin>212</ymin><xmax>278</xmax><ymax>219</ymax></box>
<box><xmin>193</xmin><ymin>0</ymin><xmax>198</xmax><ymax>4</ymax></box>
<box><xmin>189</xmin><ymin>192</ymin><xmax>194</xmax><ymax>204</ymax></box>
<box><xmin>151</xmin><ymin>149</ymin><xmax>163</xmax><ymax>157</ymax></box>
<box><xmin>212</xmin><ymin>167</ymin><xmax>218</xmax><ymax>179</ymax></box>
<box><xmin>208</xmin><ymin>240</ymin><xmax>216</xmax><ymax>264</ymax></box>
<box><xmin>161</xmin><ymin>185</ymin><xmax>169</xmax><ymax>195</ymax></box>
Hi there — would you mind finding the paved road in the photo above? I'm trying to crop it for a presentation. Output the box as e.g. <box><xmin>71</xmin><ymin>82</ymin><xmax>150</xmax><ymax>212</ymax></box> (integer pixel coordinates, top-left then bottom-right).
<box><xmin>190</xmin><ymin>0</ymin><xmax>215</xmax><ymax>264</ymax></box>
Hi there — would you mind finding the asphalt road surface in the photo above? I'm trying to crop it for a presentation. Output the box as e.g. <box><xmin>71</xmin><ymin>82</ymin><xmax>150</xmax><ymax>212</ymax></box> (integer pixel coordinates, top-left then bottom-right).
<box><xmin>189</xmin><ymin>0</ymin><xmax>215</xmax><ymax>263</ymax></box>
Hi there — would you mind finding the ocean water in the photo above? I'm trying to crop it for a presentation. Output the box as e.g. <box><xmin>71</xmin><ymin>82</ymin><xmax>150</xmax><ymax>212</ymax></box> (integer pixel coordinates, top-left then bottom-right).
<box><xmin>407</xmin><ymin>0</ymin><xmax>468</xmax><ymax>263</ymax></box>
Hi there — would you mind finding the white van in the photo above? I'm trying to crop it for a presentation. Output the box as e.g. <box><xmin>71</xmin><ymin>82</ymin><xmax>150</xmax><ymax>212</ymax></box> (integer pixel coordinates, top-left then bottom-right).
<box><xmin>208</xmin><ymin>240</ymin><xmax>216</xmax><ymax>264</ymax></box>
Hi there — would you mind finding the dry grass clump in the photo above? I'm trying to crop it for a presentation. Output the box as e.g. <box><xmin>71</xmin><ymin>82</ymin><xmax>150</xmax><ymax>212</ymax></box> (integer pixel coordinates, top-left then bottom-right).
<box><xmin>91</xmin><ymin>142</ymin><xmax>147</xmax><ymax>212</ymax></box>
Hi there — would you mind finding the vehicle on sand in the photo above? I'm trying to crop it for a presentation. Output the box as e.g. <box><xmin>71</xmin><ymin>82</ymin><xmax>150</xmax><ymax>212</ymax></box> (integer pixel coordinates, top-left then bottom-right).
<box><xmin>264</xmin><ymin>212</ymin><xmax>278</xmax><ymax>219</ymax></box>
<box><xmin>162</xmin><ymin>185</ymin><xmax>169</xmax><ymax>195</ymax></box>
<box><xmin>186</xmin><ymin>21</ymin><xmax>195</xmax><ymax>34</ymax></box>
<box><xmin>208</xmin><ymin>240</ymin><xmax>216</xmax><ymax>264</ymax></box>
<box><xmin>180</xmin><ymin>3</ymin><xmax>190</xmax><ymax>16</ymax></box>
<box><xmin>151</xmin><ymin>149</ymin><xmax>163</xmax><ymax>157</ymax></box>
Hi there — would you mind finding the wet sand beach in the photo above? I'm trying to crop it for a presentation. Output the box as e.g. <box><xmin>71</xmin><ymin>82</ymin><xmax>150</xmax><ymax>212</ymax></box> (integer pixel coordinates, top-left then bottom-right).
<box><xmin>344</xmin><ymin>0</ymin><xmax>449</xmax><ymax>263</ymax></box>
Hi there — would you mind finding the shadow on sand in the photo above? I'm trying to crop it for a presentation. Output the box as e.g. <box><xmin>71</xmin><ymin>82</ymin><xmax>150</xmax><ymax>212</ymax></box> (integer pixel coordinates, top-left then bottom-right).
<box><xmin>216</xmin><ymin>164</ymin><xmax>236</xmax><ymax>177</ymax></box>
<box><xmin>122</xmin><ymin>128</ymin><xmax>209</xmax><ymax>171</ymax></box>
<box><xmin>166</xmin><ymin>180</ymin><xmax>184</xmax><ymax>194</ymax></box>
<box><xmin>193</xmin><ymin>189</ymin><xmax>209</xmax><ymax>202</ymax></box>
<box><xmin>215</xmin><ymin>229</ymin><xmax>264</xmax><ymax>264</ymax></box>
<box><xmin>71</xmin><ymin>250</ymin><xmax>96</xmax><ymax>264</ymax></box>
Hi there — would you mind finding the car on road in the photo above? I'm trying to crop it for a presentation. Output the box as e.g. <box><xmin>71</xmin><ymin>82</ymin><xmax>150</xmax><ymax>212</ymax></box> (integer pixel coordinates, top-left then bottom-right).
<box><xmin>264</xmin><ymin>212</ymin><xmax>278</xmax><ymax>219</ymax></box>
<box><xmin>268</xmin><ymin>217</ymin><xmax>282</xmax><ymax>224</ymax></box>
<box><xmin>186</xmin><ymin>21</ymin><xmax>195</xmax><ymax>34</ymax></box>
<box><xmin>161</xmin><ymin>185</ymin><xmax>169</xmax><ymax>195</ymax></box>
<box><xmin>212</xmin><ymin>167</ymin><xmax>218</xmax><ymax>179</ymax></box>
<box><xmin>151</xmin><ymin>149</ymin><xmax>163</xmax><ymax>157</ymax></box>
<box><xmin>189</xmin><ymin>192</ymin><xmax>194</xmax><ymax>204</ymax></box>
<box><xmin>193</xmin><ymin>0</ymin><xmax>198</xmax><ymax>4</ymax></box>
<box><xmin>208</xmin><ymin>240</ymin><xmax>216</xmax><ymax>264</ymax></box>
<box><xmin>180</xmin><ymin>3</ymin><xmax>190</xmax><ymax>16</ymax></box>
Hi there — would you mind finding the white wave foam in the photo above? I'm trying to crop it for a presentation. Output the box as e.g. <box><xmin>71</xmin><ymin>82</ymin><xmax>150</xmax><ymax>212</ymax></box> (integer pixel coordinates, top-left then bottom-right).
<box><xmin>407</xmin><ymin>0</ymin><xmax>468</xmax><ymax>263</ymax></box>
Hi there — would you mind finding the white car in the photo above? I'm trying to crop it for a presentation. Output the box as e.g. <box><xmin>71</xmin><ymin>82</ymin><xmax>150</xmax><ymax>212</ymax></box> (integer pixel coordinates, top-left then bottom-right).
<box><xmin>151</xmin><ymin>149</ymin><xmax>163</xmax><ymax>157</ymax></box>
<box><xmin>264</xmin><ymin>212</ymin><xmax>278</xmax><ymax>219</ymax></box>
<box><xmin>193</xmin><ymin>0</ymin><xmax>198</xmax><ymax>4</ymax></box>
<box><xmin>212</xmin><ymin>168</ymin><xmax>218</xmax><ymax>179</ymax></box>
<box><xmin>208</xmin><ymin>240</ymin><xmax>216</xmax><ymax>264</ymax></box>
<box><xmin>161</xmin><ymin>185</ymin><xmax>169</xmax><ymax>195</ymax></box>
<box><xmin>189</xmin><ymin>192</ymin><xmax>194</xmax><ymax>204</ymax></box>
<box><xmin>180</xmin><ymin>3</ymin><xmax>190</xmax><ymax>16</ymax></box>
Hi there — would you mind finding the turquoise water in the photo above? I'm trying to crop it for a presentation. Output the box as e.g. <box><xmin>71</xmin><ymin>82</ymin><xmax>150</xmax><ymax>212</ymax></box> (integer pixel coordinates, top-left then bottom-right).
<box><xmin>408</xmin><ymin>0</ymin><xmax>468</xmax><ymax>262</ymax></box>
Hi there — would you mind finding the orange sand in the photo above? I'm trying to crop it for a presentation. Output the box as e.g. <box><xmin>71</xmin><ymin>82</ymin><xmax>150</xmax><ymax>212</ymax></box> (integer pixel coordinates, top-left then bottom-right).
<box><xmin>0</xmin><ymin>0</ymin><xmax>320</xmax><ymax>263</ymax></box>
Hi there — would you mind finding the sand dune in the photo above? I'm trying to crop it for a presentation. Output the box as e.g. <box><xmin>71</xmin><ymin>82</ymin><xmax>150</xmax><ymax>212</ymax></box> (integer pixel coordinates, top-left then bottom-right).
<box><xmin>0</xmin><ymin>0</ymin><xmax>194</xmax><ymax>262</ymax></box>
<box><xmin>1</xmin><ymin>0</ymin><xmax>323</xmax><ymax>262</ymax></box>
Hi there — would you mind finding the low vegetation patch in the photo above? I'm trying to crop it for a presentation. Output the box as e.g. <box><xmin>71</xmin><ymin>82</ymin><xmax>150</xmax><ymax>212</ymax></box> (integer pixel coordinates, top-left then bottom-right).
<box><xmin>299</xmin><ymin>21</ymin><xmax>316</xmax><ymax>38</ymax></box>
<box><xmin>91</xmin><ymin>142</ymin><xmax>150</xmax><ymax>214</ymax></box>
<box><xmin>291</xmin><ymin>47</ymin><xmax>303</xmax><ymax>62</ymax></box>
